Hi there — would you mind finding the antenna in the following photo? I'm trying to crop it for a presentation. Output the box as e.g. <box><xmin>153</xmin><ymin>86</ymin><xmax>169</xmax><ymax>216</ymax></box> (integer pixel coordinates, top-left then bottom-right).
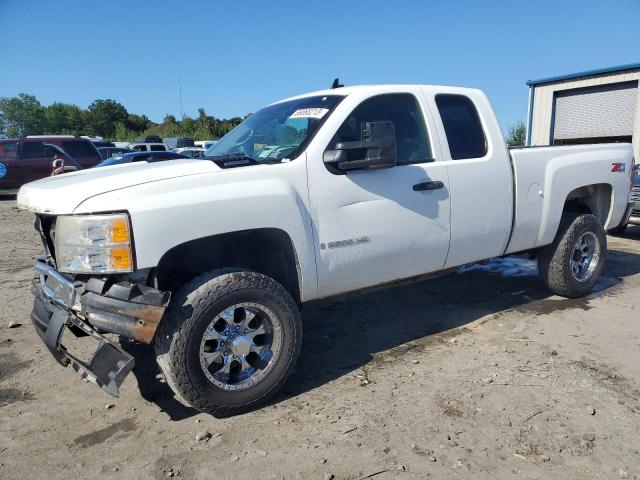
<box><xmin>178</xmin><ymin>75</ymin><xmax>184</xmax><ymax>118</ymax></box>
<box><xmin>331</xmin><ymin>78</ymin><xmax>343</xmax><ymax>89</ymax></box>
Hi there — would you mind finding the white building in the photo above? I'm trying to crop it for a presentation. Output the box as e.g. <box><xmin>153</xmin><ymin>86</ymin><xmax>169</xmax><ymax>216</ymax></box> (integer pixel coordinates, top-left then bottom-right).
<box><xmin>526</xmin><ymin>62</ymin><xmax>640</xmax><ymax>159</ymax></box>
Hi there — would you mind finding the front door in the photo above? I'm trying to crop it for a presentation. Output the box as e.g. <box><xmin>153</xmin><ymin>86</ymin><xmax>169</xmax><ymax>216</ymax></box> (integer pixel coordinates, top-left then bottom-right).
<box><xmin>306</xmin><ymin>91</ymin><xmax>451</xmax><ymax>298</ymax></box>
<box><xmin>13</xmin><ymin>141</ymin><xmax>52</xmax><ymax>187</ymax></box>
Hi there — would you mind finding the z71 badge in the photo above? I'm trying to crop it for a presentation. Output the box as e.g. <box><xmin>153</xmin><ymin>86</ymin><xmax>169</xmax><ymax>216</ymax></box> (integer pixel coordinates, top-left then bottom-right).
<box><xmin>611</xmin><ymin>163</ymin><xmax>626</xmax><ymax>173</ymax></box>
<box><xmin>320</xmin><ymin>236</ymin><xmax>371</xmax><ymax>250</ymax></box>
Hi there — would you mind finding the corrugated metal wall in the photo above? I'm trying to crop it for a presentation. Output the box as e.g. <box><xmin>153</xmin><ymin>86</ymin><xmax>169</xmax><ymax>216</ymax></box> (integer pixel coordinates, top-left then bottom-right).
<box><xmin>553</xmin><ymin>82</ymin><xmax>638</xmax><ymax>140</ymax></box>
<box><xmin>529</xmin><ymin>69</ymin><xmax>640</xmax><ymax>159</ymax></box>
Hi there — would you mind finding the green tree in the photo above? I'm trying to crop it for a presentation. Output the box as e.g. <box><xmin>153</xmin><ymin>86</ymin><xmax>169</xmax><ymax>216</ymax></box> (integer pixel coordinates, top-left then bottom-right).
<box><xmin>114</xmin><ymin>121</ymin><xmax>139</xmax><ymax>142</ymax></box>
<box><xmin>0</xmin><ymin>93</ymin><xmax>46</xmax><ymax>137</ymax></box>
<box><xmin>87</xmin><ymin>99</ymin><xmax>128</xmax><ymax>137</ymax></box>
<box><xmin>125</xmin><ymin>113</ymin><xmax>151</xmax><ymax>133</ymax></box>
<box><xmin>160</xmin><ymin>114</ymin><xmax>181</xmax><ymax>137</ymax></box>
<box><xmin>506</xmin><ymin>121</ymin><xmax>526</xmax><ymax>147</ymax></box>
<box><xmin>44</xmin><ymin>102</ymin><xmax>85</xmax><ymax>135</ymax></box>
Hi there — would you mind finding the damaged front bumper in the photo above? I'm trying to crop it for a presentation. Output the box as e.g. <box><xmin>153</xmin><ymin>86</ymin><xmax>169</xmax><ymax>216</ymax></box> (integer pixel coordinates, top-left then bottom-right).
<box><xmin>31</xmin><ymin>260</ymin><xmax>170</xmax><ymax>396</ymax></box>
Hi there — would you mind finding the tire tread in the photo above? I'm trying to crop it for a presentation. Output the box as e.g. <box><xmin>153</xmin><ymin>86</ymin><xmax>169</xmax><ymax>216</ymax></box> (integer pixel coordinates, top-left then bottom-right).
<box><xmin>155</xmin><ymin>269</ymin><xmax>301</xmax><ymax>416</ymax></box>
<box><xmin>538</xmin><ymin>213</ymin><xmax>606</xmax><ymax>298</ymax></box>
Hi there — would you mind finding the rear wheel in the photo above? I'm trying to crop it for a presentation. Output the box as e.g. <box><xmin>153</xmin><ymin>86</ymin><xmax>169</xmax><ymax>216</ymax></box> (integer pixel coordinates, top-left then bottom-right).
<box><xmin>155</xmin><ymin>270</ymin><xmax>301</xmax><ymax>416</ymax></box>
<box><xmin>538</xmin><ymin>213</ymin><xmax>606</xmax><ymax>298</ymax></box>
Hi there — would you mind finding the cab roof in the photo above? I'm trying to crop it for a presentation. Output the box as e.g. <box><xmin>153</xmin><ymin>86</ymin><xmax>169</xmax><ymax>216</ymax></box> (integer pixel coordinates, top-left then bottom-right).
<box><xmin>272</xmin><ymin>83</ymin><xmax>483</xmax><ymax>105</ymax></box>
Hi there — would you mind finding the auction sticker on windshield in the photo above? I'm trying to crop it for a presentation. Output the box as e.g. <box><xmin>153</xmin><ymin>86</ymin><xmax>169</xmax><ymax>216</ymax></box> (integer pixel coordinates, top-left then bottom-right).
<box><xmin>289</xmin><ymin>108</ymin><xmax>329</xmax><ymax>119</ymax></box>
<box><xmin>0</xmin><ymin>163</ymin><xmax>6</xmax><ymax>178</ymax></box>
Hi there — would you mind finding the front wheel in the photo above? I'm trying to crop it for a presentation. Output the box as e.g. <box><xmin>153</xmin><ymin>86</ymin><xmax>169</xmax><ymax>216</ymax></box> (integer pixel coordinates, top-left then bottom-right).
<box><xmin>538</xmin><ymin>213</ymin><xmax>607</xmax><ymax>298</ymax></box>
<box><xmin>155</xmin><ymin>270</ymin><xmax>302</xmax><ymax>416</ymax></box>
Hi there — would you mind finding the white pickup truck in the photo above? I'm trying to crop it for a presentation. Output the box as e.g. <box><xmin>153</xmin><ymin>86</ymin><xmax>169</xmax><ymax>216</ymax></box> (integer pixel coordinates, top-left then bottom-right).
<box><xmin>17</xmin><ymin>84</ymin><xmax>635</xmax><ymax>415</ymax></box>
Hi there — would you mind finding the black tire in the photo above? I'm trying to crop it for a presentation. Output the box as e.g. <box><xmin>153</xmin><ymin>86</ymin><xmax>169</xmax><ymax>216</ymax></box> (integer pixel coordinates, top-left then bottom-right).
<box><xmin>155</xmin><ymin>269</ymin><xmax>302</xmax><ymax>416</ymax></box>
<box><xmin>609</xmin><ymin>223</ymin><xmax>628</xmax><ymax>236</ymax></box>
<box><xmin>538</xmin><ymin>213</ymin><xmax>606</xmax><ymax>298</ymax></box>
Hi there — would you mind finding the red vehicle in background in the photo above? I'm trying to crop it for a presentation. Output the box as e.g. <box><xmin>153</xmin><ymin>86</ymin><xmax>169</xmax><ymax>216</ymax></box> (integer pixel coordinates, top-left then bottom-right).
<box><xmin>0</xmin><ymin>136</ymin><xmax>101</xmax><ymax>194</ymax></box>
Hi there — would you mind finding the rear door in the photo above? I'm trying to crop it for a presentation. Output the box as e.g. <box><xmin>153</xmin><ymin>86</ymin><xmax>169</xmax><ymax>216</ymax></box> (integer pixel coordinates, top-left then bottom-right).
<box><xmin>13</xmin><ymin>141</ymin><xmax>52</xmax><ymax>187</ymax></box>
<box><xmin>0</xmin><ymin>142</ymin><xmax>20</xmax><ymax>190</ymax></box>
<box><xmin>425</xmin><ymin>90</ymin><xmax>513</xmax><ymax>267</ymax></box>
<box><xmin>306</xmin><ymin>90</ymin><xmax>451</xmax><ymax>298</ymax></box>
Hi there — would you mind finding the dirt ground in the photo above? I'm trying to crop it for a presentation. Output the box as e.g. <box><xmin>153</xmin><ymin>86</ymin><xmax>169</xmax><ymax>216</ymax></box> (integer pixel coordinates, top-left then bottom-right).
<box><xmin>1</xmin><ymin>196</ymin><xmax>640</xmax><ymax>480</ymax></box>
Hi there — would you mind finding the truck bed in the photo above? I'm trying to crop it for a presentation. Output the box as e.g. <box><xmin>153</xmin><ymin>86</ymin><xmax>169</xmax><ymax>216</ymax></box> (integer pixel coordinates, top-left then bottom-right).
<box><xmin>505</xmin><ymin>143</ymin><xmax>634</xmax><ymax>254</ymax></box>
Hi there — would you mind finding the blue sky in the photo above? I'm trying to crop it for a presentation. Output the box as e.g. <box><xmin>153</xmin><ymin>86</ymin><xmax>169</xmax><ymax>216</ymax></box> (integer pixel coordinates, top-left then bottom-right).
<box><xmin>0</xmin><ymin>0</ymin><xmax>638</xmax><ymax>131</ymax></box>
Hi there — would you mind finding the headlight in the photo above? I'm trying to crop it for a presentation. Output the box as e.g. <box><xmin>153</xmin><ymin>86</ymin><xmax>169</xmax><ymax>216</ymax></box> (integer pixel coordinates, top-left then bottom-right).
<box><xmin>55</xmin><ymin>213</ymin><xmax>134</xmax><ymax>274</ymax></box>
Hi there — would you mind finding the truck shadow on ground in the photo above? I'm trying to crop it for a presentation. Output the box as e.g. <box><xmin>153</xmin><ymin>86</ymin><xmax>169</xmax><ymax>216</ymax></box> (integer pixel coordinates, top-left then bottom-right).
<box><xmin>124</xmin><ymin>228</ymin><xmax>640</xmax><ymax>420</ymax></box>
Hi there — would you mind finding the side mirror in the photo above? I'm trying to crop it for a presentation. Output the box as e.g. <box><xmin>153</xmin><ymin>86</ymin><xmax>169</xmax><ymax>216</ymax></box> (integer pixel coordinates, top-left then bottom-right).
<box><xmin>324</xmin><ymin>121</ymin><xmax>396</xmax><ymax>172</ymax></box>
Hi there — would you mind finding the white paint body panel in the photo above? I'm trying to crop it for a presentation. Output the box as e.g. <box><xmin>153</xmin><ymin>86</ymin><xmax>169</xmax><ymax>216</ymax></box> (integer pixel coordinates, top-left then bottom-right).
<box><xmin>305</xmin><ymin>86</ymin><xmax>451</xmax><ymax>298</ymax></box>
<box><xmin>506</xmin><ymin>143</ymin><xmax>633</xmax><ymax>253</ymax></box>
<box><xmin>16</xmin><ymin>84</ymin><xmax>635</xmax><ymax>302</ymax></box>
<box><xmin>421</xmin><ymin>87</ymin><xmax>514</xmax><ymax>267</ymax></box>
<box><xmin>16</xmin><ymin>160</ymin><xmax>217</xmax><ymax>214</ymax></box>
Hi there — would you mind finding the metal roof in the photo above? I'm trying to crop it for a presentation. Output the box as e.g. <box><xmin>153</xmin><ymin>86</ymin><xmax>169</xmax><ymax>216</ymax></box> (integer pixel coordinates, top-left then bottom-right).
<box><xmin>526</xmin><ymin>62</ymin><xmax>640</xmax><ymax>86</ymax></box>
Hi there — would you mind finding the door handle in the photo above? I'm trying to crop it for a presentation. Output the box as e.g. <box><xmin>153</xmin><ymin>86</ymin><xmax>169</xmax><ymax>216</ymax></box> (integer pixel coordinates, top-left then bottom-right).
<box><xmin>413</xmin><ymin>180</ymin><xmax>444</xmax><ymax>191</ymax></box>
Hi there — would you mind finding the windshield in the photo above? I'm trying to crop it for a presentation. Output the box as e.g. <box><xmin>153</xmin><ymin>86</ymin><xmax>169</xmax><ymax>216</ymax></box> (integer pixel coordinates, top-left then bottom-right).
<box><xmin>204</xmin><ymin>95</ymin><xmax>343</xmax><ymax>163</ymax></box>
<box><xmin>96</xmin><ymin>155</ymin><xmax>128</xmax><ymax>167</ymax></box>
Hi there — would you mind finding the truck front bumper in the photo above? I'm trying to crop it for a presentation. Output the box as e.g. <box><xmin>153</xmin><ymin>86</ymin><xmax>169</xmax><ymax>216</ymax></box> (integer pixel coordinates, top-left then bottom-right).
<box><xmin>31</xmin><ymin>260</ymin><xmax>170</xmax><ymax>396</ymax></box>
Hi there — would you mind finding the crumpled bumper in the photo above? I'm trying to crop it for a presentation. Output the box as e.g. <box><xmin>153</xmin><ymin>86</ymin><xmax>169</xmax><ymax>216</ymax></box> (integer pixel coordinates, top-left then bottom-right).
<box><xmin>31</xmin><ymin>260</ymin><xmax>170</xmax><ymax>396</ymax></box>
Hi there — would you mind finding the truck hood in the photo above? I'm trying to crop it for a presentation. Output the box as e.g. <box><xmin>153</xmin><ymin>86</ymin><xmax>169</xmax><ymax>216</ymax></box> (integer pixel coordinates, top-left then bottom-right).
<box><xmin>17</xmin><ymin>159</ymin><xmax>219</xmax><ymax>214</ymax></box>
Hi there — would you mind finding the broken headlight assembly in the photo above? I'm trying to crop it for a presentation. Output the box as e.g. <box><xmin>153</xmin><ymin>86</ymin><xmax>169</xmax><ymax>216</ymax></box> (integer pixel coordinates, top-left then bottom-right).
<box><xmin>55</xmin><ymin>213</ymin><xmax>134</xmax><ymax>274</ymax></box>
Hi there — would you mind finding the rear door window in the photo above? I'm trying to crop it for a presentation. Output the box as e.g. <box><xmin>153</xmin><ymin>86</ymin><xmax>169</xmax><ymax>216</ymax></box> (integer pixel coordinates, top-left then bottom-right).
<box><xmin>150</xmin><ymin>144</ymin><xmax>166</xmax><ymax>151</ymax></box>
<box><xmin>21</xmin><ymin>141</ymin><xmax>47</xmax><ymax>159</ymax></box>
<box><xmin>0</xmin><ymin>142</ymin><xmax>18</xmax><ymax>160</ymax></box>
<box><xmin>61</xmin><ymin>140</ymin><xmax>99</xmax><ymax>159</ymax></box>
<box><xmin>435</xmin><ymin>94</ymin><xmax>487</xmax><ymax>160</ymax></box>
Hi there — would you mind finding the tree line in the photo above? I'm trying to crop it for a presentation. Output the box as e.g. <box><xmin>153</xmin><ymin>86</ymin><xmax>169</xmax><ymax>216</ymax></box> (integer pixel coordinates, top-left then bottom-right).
<box><xmin>0</xmin><ymin>93</ymin><xmax>245</xmax><ymax>142</ymax></box>
<box><xmin>0</xmin><ymin>92</ymin><xmax>526</xmax><ymax>147</ymax></box>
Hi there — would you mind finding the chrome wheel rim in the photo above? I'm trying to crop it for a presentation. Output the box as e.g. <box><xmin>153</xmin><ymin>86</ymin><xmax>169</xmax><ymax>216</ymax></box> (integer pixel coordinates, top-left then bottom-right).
<box><xmin>570</xmin><ymin>231</ymin><xmax>600</xmax><ymax>282</ymax></box>
<box><xmin>199</xmin><ymin>302</ymin><xmax>282</xmax><ymax>391</ymax></box>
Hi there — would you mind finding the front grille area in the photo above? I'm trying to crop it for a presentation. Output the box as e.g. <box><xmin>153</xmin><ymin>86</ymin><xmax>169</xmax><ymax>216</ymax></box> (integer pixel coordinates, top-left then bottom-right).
<box><xmin>631</xmin><ymin>185</ymin><xmax>640</xmax><ymax>203</ymax></box>
<box><xmin>35</xmin><ymin>214</ymin><xmax>57</xmax><ymax>263</ymax></box>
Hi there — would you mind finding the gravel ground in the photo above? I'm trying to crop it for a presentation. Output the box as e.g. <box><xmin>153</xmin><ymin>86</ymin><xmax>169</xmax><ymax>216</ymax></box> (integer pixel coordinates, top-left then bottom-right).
<box><xmin>1</xmin><ymin>196</ymin><xmax>640</xmax><ymax>480</ymax></box>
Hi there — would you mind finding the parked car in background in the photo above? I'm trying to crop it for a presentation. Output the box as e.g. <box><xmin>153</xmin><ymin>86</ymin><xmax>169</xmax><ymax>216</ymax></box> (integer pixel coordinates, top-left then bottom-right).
<box><xmin>97</xmin><ymin>146</ymin><xmax>132</xmax><ymax>160</ymax></box>
<box><xmin>92</xmin><ymin>141</ymin><xmax>116</xmax><ymax>149</ymax></box>
<box><xmin>632</xmin><ymin>170</ymin><xmax>640</xmax><ymax>225</ymax></box>
<box><xmin>23</xmin><ymin>136</ymin><xmax>101</xmax><ymax>167</ymax></box>
<box><xmin>134</xmin><ymin>135</ymin><xmax>163</xmax><ymax>143</ymax></box>
<box><xmin>614</xmin><ymin>166</ymin><xmax>640</xmax><ymax>234</ymax></box>
<box><xmin>82</xmin><ymin>136</ymin><xmax>115</xmax><ymax>149</ymax></box>
<box><xmin>0</xmin><ymin>136</ymin><xmax>100</xmax><ymax>193</ymax></box>
<box><xmin>96</xmin><ymin>150</ymin><xmax>189</xmax><ymax>167</ymax></box>
<box><xmin>164</xmin><ymin>137</ymin><xmax>194</xmax><ymax>149</ymax></box>
<box><xmin>195</xmin><ymin>140</ymin><xmax>217</xmax><ymax>150</ymax></box>
<box><xmin>171</xmin><ymin>147</ymin><xmax>204</xmax><ymax>158</ymax></box>
<box><xmin>128</xmin><ymin>142</ymin><xmax>167</xmax><ymax>152</ymax></box>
